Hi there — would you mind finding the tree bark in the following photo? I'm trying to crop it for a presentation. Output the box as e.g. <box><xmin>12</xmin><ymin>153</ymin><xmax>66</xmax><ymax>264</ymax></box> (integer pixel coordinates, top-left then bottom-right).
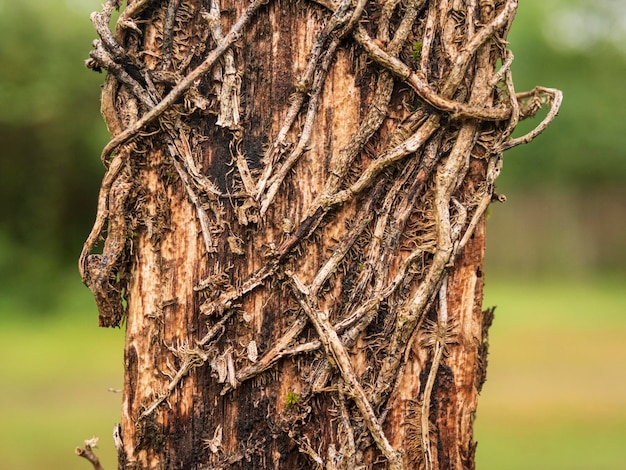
<box><xmin>80</xmin><ymin>0</ymin><xmax>560</xmax><ymax>468</ymax></box>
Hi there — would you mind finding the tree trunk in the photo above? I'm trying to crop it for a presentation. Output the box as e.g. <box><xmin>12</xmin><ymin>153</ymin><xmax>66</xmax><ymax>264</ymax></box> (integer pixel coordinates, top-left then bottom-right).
<box><xmin>80</xmin><ymin>0</ymin><xmax>560</xmax><ymax>468</ymax></box>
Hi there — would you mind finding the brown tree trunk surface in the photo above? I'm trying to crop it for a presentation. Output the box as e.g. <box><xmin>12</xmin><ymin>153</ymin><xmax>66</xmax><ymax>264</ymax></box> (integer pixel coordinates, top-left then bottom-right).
<box><xmin>80</xmin><ymin>0</ymin><xmax>560</xmax><ymax>468</ymax></box>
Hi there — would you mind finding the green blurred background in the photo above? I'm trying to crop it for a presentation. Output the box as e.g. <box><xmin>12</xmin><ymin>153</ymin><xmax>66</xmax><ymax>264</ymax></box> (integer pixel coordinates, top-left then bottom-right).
<box><xmin>0</xmin><ymin>0</ymin><xmax>624</xmax><ymax>468</ymax></box>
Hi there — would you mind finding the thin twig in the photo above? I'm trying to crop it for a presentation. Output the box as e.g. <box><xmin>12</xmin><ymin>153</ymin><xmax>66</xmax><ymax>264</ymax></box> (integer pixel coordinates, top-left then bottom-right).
<box><xmin>75</xmin><ymin>437</ymin><xmax>105</xmax><ymax>470</ymax></box>
<box><xmin>498</xmin><ymin>87</ymin><xmax>563</xmax><ymax>151</ymax></box>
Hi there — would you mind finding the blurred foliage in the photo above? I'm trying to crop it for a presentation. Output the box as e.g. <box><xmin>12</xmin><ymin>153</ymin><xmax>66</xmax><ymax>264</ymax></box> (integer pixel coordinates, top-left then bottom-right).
<box><xmin>0</xmin><ymin>0</ymin><xmax>624</xmax><ymax>314</ymax></box>
<box><xmin>500</xmin><ymin>0</ymin><xmax>626</xmax><ymax>189</ymax></box>
<box><xmin>0</xmin><ymin>0</ymin><xmax>107</xmax><ymax>312</ymax></box>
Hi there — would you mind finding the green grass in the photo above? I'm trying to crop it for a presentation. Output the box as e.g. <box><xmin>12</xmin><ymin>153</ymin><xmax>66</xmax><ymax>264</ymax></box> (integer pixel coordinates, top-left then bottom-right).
<box><xmin>475</xmin><ymin>276</ymin><xmax>626</xmax><ymax>469</ymax></box>
<box><xmin>1</xmin><ymin>276</ymin><xmax>624</xmax><ymax>468</ymax></box>
<box><xmin>0</xmin><ymin>285</ymin><xmax>124</xmax><ymax>470</ymax></box>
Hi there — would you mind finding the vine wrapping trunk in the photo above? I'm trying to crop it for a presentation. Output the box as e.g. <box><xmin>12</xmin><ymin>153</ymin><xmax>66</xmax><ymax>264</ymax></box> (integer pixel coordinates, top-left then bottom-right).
<box><xmin>80</xmin><ymin>0</ymin><xmax>560</xmax><ymax>468</ymax></box>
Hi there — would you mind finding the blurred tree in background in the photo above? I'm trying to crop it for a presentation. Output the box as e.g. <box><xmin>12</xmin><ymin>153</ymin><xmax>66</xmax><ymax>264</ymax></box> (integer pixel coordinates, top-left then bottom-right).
<box><xmin>0</xmin><ymin>0</ymin><xmax>625</xmax><ymax>315</ymax></box>
<box><xmin>488</xmin><ymin>0</ymin><xmax>626</xmax><ymax>278</ymax></box>
<box><xmin>502</xmin><ymin>0</ymin><xmax>626</xmax><ymax>189</ymax></box>
<box><xmin>0</xmin><ymin>0</ymin><xmax>107</xmax><ymax>311</ymax></box>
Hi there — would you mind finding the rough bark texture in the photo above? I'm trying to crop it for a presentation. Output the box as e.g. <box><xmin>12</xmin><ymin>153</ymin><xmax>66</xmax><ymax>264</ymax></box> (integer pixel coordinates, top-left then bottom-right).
<box><xmin>80</xmin><ymin>0</ymin><xmax>560</xmax><ymax>468</ymax></box>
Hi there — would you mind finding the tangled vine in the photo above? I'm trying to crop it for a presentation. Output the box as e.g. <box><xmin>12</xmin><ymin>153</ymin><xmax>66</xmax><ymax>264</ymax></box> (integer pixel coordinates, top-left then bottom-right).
<box><xmin>80</xmin><ymin>0</ymin><xmax>560</xmax><ymax>468</ymax></box>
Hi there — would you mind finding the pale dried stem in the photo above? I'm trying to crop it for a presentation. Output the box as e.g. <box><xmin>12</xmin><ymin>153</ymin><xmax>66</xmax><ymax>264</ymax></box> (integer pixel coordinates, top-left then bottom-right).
<box><xmin>440</xmin><ymin>0</ymin><xmax>457</xmax><ymax>61</ymax></box>
<box><xmin>140</xmin><ymin>310</ymin><xmax>234</xmax><ymax>418</ymax></box>
<box><xmin>79</xmin><ymin>150</ymin><xmax>129</xmax><ymax>278</ymax></box>
<box><xmin>354</xmin><ymin>26</ymin><xmax>511</xmax><ymax>120</ymax></box>
<box><xmin>100</xmin><ymin>0</ymin><xmax>270</xmax><ymax>162</ymax></box>
<box><xmin>337</xmin><ymin>385</ymin><xmax>357</xmax><ymax>467</ymax></box>
<box><xmin>296</xmin><ymin>436</ymin><xmax>325</xmax><ymax>467</ymax></box>
<box><xmin>419</xmin><ymin>0</ymin><xmax>438</xmax><ymax>73</ymax></box>
<box><xmin>467</xmin><ymin>0</ymin><xmax>478</xmax><ymax>38</ymax></box>
<box><xmin>499</xmin><ymin>87</ymin><xmax>563</xmax><ymax>151</ymax></box>
<box><xmin>169</xmin><ymin>151</ymin><xmax>215</xmax><ymax>254</ymax></box>
<box><xmin>74</xmin><ymin>443</ymin><xmax>104</xmax><ymax>470</ymax></box>
<box><xmin>259</xmin><ymin>0</ymin><xmax>368</xmax><ymax>214</ymax></box>
<box><xmin>91</xmin><ymin>0</ymin><xmax>129</xmax><ymax>66</ymax></box>
<box><xmin>287</xmin><ymin>275</ymin><xmax>403</xmax><ymax>470</ymax></box>
<box><xmin>161</xmin><ymin>0</ymin><xmax>181</xmax><ymax>68</ymax></box>
<box><xmin>489</xmin><ymin>49</ymin><xmax>515</xmax><ymax>88</ymax></box>
<box><xmin>255</xmin><ymin>91</ymin><xmax>304</xmax><ymax>197</ymax></box>
<box><xmin>319</xmin><ymin>115</ymin><xmax>441</xmax><ymax>210</ymax></box>
<box><xmin>198</xmin><ymin>261</ymin><xmax>278</xmax><ymax>315</ymax></box>
<box><xmin>221</xmin><ymin>315</ymin><xmax>308</xmax><ymax>394</ymax></box>
<box><xmin>378</xmin><ymin>0</ymin><xmax>403</xmax><ymax>43</ymax></box>
<box><xmin>89</xmin><ymin>40</ymin><xmax>156</xmax><ymax>111</ymax></box>
<box><xmin>440</xmin><ymin>0</ymin><xmax>518</xmax><ymax>97</ymax></box>
<box><xmin>232</xmin><ymin>136</ymin><xmax>257</xmax><ymax>197</ymax></box>
<box><xmin>309</xmin><ymin>186</ymin><xmax>379</xmax><ymax>294</ymax></box>
<box><xmin>256</xmin><ymin>0</ymin><xmax>359</xmax><ymax>197</ymax></box>
<box><xmin>320</xmin><ymin>71</ymin><xmax>394</xmax><ymax>204</ymax></box>
<box><xmin>163</xmin><ymin>128</ymin><xmax>225</xmax><ymax>256</ymax></box>
<box><xmin>116</xmin><ymin>0</ymin><xmax>156</xmax><ymax>39</ymax></box>
<box><xmin>76</xmin><ymin>438</ymin><xmax>105</xmax><ymax>470</ymax></box>
<box><xmin>205</xmin><ymin>0</ymin><xmax>241</xmax><ymax>129</ymax></box>
<box><xmin>259</xmin><ymin>39</ymin><xmax>340</xmax><ymax>215</ymax></box>
<box><xmin>421</xmin><ymin>276</ymin><xmax>449</xmax><ymax>470</ymax></box>
<box><xmin>457</xmin><ymin>155</ymin><xmax>501</xmax><ymax>253</ymax></box>
<box><xmin>174</xmin><ymin>130</ymin><xmax>224</xmax><ymax>197</ymax></box>
<box><xmin>390</xmin><ymin>0</ymin><xmax>427</xmax><ymax>51</ymax></box>
<box><xmin>501</xmin><ymin>65</ymin><xmax>520</xmax><ymax>142</ymax></box>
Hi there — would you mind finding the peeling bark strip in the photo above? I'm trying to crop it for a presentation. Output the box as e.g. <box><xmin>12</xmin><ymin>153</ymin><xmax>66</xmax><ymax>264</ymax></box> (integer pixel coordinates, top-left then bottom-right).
<box><xmin>81</xmin><ymin>0</ymin><xmax>560</xmax><ymax>468</ymax></box>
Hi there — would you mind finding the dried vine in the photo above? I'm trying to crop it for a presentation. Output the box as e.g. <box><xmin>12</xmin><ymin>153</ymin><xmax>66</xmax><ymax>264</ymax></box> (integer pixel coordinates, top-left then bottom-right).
<box><xmin>81</xmin><ymin>0</ymin><xmax>560</xmax><ymax>468</ymax></box>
